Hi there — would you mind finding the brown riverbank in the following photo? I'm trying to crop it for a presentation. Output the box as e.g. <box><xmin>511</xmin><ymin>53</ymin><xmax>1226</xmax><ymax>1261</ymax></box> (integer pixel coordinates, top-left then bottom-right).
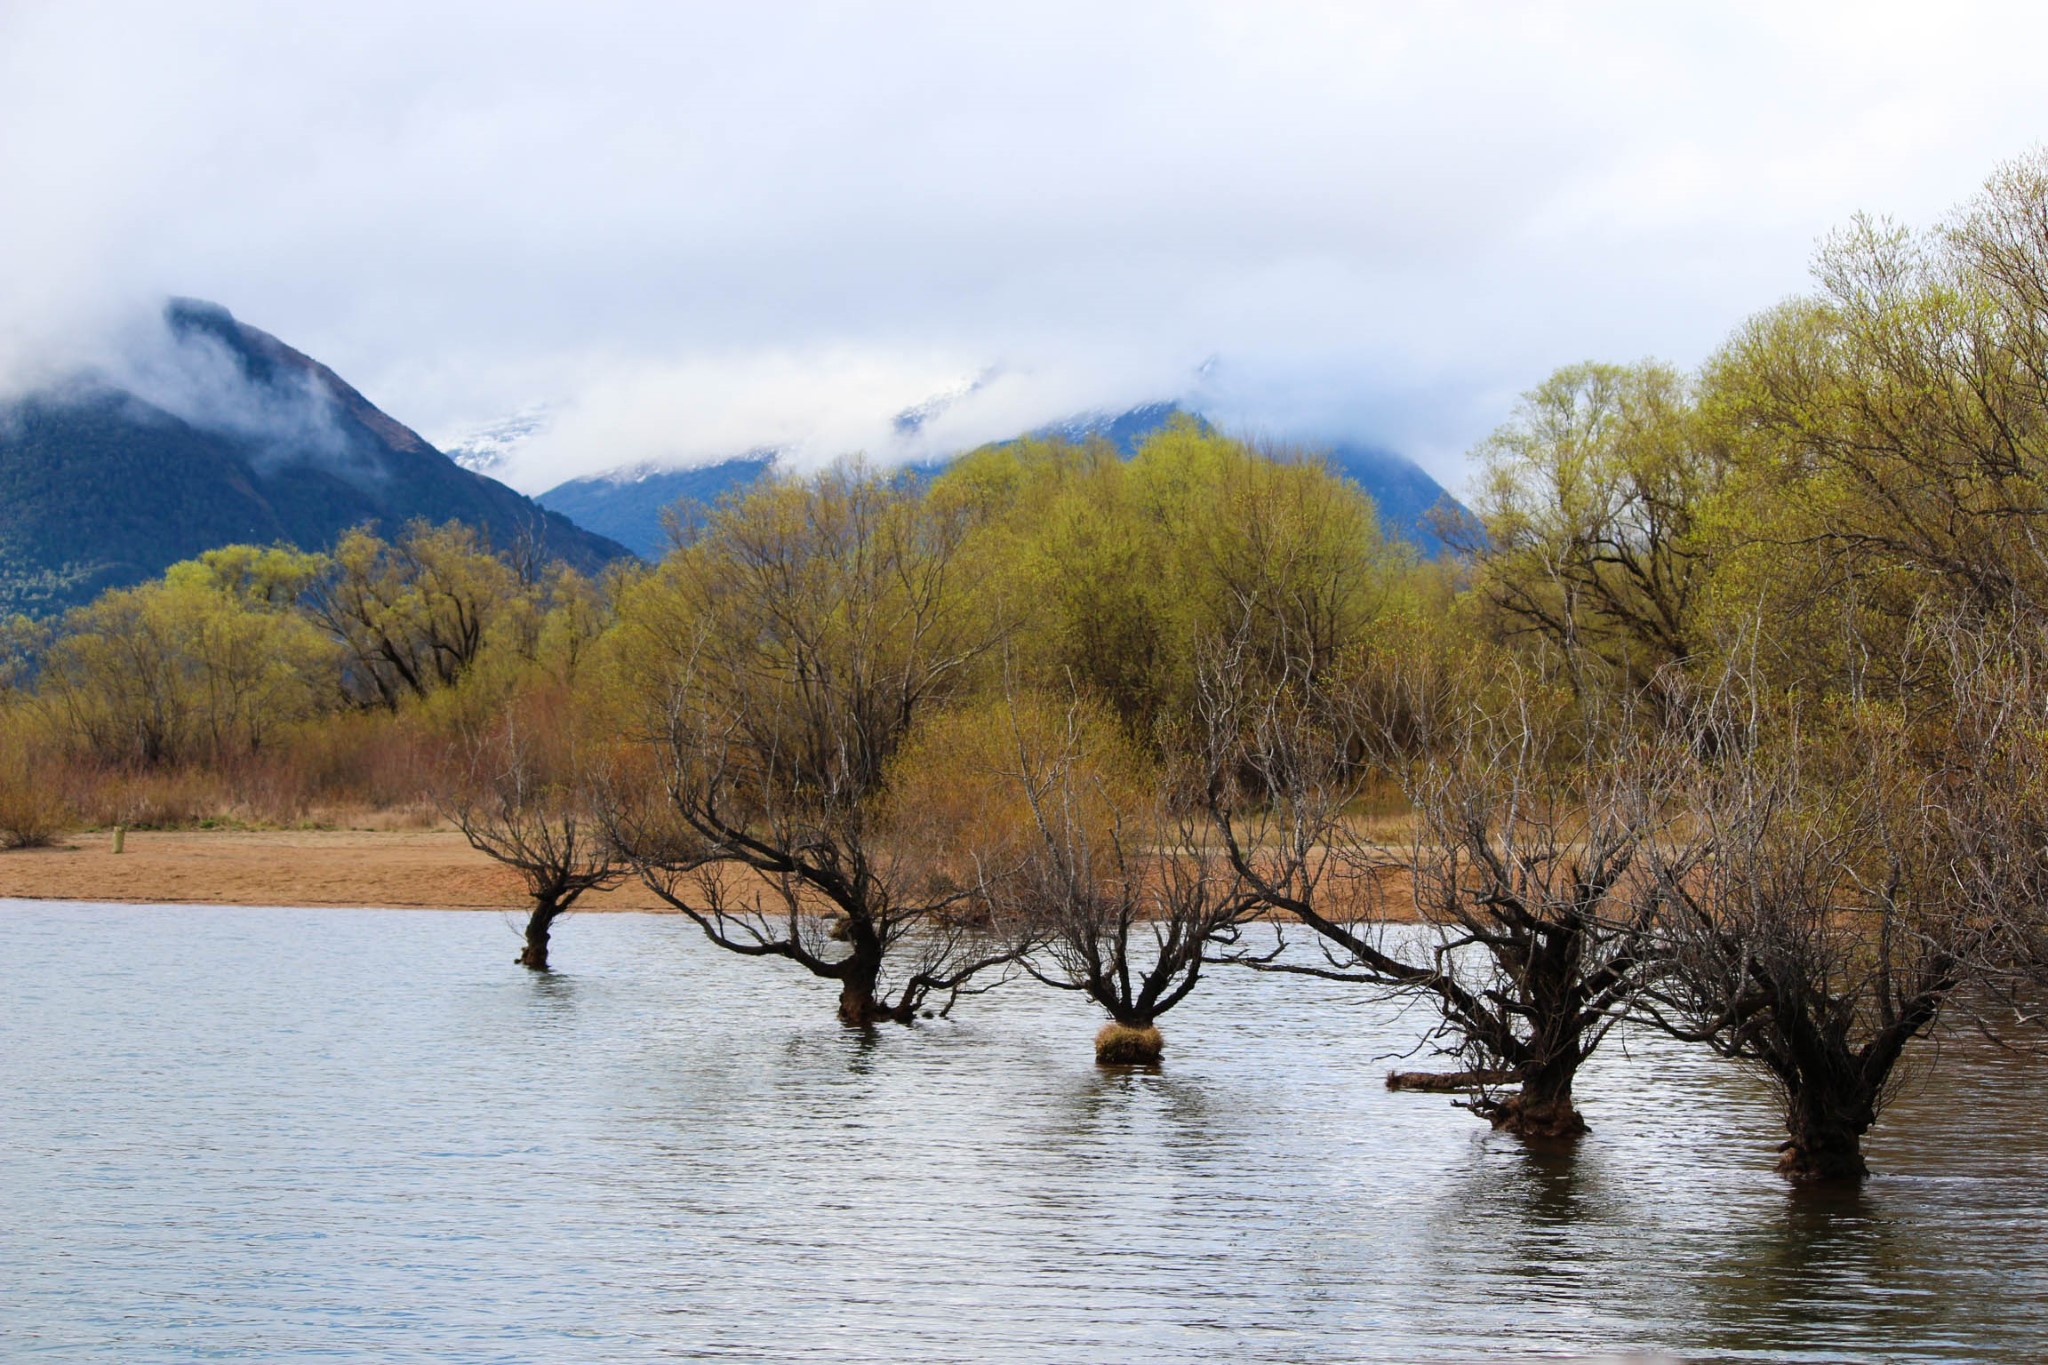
<box><xmin>0</xmin><ymin>826</ymin><xmax>1419</xmax><ymax>920</ymax></box>
<box><xmin>0</xmin><ymin>828</ymin><xmax>674</xmax><ymax>911</ymax></box>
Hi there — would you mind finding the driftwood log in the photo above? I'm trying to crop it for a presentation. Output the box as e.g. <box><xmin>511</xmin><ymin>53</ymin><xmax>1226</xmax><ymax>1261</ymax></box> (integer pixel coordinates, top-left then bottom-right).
<box><xmin>1385</xmin><ymin>1069</ymin><xmax>1519</xmax><ymax>1092</ymax></box>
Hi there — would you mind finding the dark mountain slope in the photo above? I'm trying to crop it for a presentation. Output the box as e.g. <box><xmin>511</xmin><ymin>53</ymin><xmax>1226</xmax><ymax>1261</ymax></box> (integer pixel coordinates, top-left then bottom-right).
<box><xmin>0</xmin><ymin>302</ymin><xmax>630</xmax><ymax>616</ymax></box>
<box><xmin>1320</xmin><ymin>442</ymin><xmax>1470</xmax><ymax>556</ymax></box>
<box><xmin>537</xmin><ymin>454</ymin><xmax>776</xmax><ymax>561</ymax></box>
<box><xmin>1035</xmin><ymin>399</ymin><xmax>1195</xmax><ymax>454</ymax></box>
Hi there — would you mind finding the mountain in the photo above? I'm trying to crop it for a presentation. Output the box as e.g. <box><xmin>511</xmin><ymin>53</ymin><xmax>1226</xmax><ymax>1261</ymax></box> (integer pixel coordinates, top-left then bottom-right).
<box><xmin>1039</xmin><ymin>404</ymin><xmax>1467</xmax><ymax>552</ymax></box>
<box><xmin>537</xmin><ymin>454</ymin><xmax>778</xmax><ymax>561</ymax></box>
<box><xmin>528</xmin><ymin>380</ymin><xmax>992</xmax><ymax>560</ymax></box>
<box><xmin>1319</xmin><ymin>443</ymin><xmax>1471</xmax><ymax>556</ymax></box>
<box><xmin>536</xmin><ymin>400</ymin><xmax>1468</xmax><ymax>561</ymax></box>
<box><xmin>0</xmin><ymin>301</ymin><xmax>631</xmax><ymax>616</ymax></box>
<box><xmin>444</xmin><ymin>405</ymin><xmax>551</xmax><ymax>479</ymax></box>
<box><xmin>1034</xmin><ymin>399</ymin><xmax>1197</xmax><ymax>454</ymax></box>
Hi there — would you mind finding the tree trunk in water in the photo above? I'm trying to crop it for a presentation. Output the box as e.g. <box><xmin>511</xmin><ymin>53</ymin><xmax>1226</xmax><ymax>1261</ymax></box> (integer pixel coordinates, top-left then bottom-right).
<box><xmin>519</xmin><ymin>902</ymin><xmax>559</xmax><ymax>971</ymax></box>
<box><xmin>838</xmin><ymin>970</ymin><xmax>894</xmax><ymax>1027</ymax></box>
<box><xmin>1778</xmin><ymin>1087</ymin><xmax>1873</xmax><ymax>1183</ymax></box>
<box><xmin>1489</xmin><ymin>1064</ymin><xmax>1586</xmax><ymax>1139</ymax></box>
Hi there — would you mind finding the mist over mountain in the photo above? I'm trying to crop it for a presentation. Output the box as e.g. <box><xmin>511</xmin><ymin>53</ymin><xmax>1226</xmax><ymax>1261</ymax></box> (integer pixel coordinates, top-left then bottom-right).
<box><xmin>536</xmin><ymin>454</ymin><xmax>780</xmax><ymax>561</ymax></box>
<box><xmin>0</xmin><ymin>302</ymin><xmax>629</xmax><ymax>616</ymax></box>
<box><xmin>0</xmin><ymin>297</ymin><xmax>1470</xmax><ymax>616</ymax></box>
<box><xmin>534</xmin><ymin>400</ymin><xmax>1468</xmax><ymax>561</ymax></box>
<box><xmin>445</xmin><ymin>405</ymin><xmax>552</xmax><ymax>479</ymax></box>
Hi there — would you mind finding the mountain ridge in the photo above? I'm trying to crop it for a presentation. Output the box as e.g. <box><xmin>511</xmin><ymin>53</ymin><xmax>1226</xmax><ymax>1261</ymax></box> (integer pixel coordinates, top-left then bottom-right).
<box><xmin>0</xmin><ymin>302</ymin><xmax>631</xmax><ymax>616</ymax></box>
<box><xmin>534</xmin><ymin>401</ymin><xmax>1469</xmax><ymax>560</ymax></box>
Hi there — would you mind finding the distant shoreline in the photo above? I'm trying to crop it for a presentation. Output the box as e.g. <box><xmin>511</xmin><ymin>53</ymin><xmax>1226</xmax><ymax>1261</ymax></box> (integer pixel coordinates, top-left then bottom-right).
<box><xmin>0</xmin><ymin>826</ymin><xmax>1419</xmax><ymax>921</ymax></box>
<box><xmin>0</xmin><ymin>828</ymin><xmax>676</xmax><ymax>913</ymax></box>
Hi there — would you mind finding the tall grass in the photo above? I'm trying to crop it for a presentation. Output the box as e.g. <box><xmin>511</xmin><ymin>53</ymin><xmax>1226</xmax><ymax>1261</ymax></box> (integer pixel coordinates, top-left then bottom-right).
<box><xmin>0</xmin><ymin>706</ymin><xmax>69</xmax><ymax>848</ymax></box>
<box><xmin>9</xmin><ymin>706</ymin><xmax>445</xmax><ymax>834</ymax></box>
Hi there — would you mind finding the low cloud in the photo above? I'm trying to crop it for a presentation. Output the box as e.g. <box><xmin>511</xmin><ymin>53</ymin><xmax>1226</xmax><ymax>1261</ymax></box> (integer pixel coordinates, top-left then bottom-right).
<box><xmin>111</xmin><ymin>313</ymin><xmax>362</xmax><ymax>471</ymax></box>
<box><xmin>481</xmin><ymin>344</ymin><xmax>1205</xmax><ymax>491</ymax></box>
<box><xmin>6</xmin><ymin>1</ymin><xmax>2048</xmax><ymax>497</ymax></box>
<box><xmin>15</xmin><ymin>301</ymin><xmax>381</xmax><ymax>488</ymax></box>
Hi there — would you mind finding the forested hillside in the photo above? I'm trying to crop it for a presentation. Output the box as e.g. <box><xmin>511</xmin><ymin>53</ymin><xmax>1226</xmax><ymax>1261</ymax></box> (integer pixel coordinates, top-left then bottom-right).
<box><xmin>0</xmin><ymin>301</ymin><xmax>629</xmax><ymax>615</ymax></box>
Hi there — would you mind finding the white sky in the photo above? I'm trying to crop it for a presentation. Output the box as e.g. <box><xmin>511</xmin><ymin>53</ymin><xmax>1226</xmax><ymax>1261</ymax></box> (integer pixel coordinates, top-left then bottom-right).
<box><xmin>4</xmin><ymin>1</ymin><xmax>2047</xmax><ymax>492</ymax></box>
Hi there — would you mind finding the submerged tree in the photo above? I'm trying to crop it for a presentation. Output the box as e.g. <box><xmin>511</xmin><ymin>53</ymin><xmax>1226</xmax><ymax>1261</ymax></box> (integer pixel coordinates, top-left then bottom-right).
<box><xmin>607</xmin><ymin>467</ymin><xmax>1014</xmax><ymax>1026</ymax></box>
<box><xmin>1214</xmin><ymin>645</ymin><xmax>1679</xmax><ymax>1138</ymax></box>
<box><xmin>442</xmin><ymin>682</ymin><xmax>623</xmax><ymax>971</ymax></box>
<box><xmin>915</xmin><ymin>692</ymin><xmax>1261</xmax><ymax>1064</ymax></box>
<box><xmin>1643</xmin><ymin>655</ymin><xmax>2016</xmax><ymax>1183</ymax></box>
<box><xmin>1392</xmin><ymin>683</ymin><xmax>1679</xmax><ymax>1136</ymax></box>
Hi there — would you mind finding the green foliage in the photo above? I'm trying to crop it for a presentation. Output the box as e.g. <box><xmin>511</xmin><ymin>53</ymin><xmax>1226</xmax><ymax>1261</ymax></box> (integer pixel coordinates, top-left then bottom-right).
<box><xmin>936</xmin><ymin>418</ymin><xmax>1410</xmax><ymax>747</ymax></box>
<box><xmin>1467</xmin><ymin>360</ymin><xmax>1722</xmax><ymax>702</ymax></box>
<box><xmin>607</xmin><ymin>462</ymin><xmax>998</xmax><ymax>813</ymax></box>
<box><xmin>1690</xmin><ymin>153</ymin><xmax>2048</xmax><ymax>698</ymax></box>
<box><xmin>169</xmin><ymin>545</ymin><xmax>328</xmax><ymax>607</ymax></box>
<box><xmin>308</xmin><ymin>521</ymin><xmax>520</xmax><ymax>710</ymax></box>
<box><xmin>37</xmin><ymin>555</ymin><xmax>338</xmax><ymax>767</ymax></box>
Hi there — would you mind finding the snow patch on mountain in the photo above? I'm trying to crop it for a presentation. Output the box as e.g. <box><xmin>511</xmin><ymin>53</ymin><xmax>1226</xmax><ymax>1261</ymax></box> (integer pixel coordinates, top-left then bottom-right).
<box><xmin>443</xmin><ymin>404</ymin><xmax>553</xmax><ymax>476</ymax></box>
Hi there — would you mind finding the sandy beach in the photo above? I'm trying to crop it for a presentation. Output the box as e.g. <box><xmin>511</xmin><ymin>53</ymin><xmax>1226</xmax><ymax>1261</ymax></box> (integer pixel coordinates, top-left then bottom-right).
<box><xmin>0</xmin><ymin>826</ymin><xmax>1418</xmax><ymax>921</ymax></box>
<box><xmin>0</xmin><ymin>828</ymin><xmax>676</xmax><ymax>911</ymax></box>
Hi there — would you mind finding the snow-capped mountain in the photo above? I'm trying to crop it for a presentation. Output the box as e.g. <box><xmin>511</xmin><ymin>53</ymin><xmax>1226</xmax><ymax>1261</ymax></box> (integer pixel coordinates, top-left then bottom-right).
<box><xmin>442</xmin><ymin>405</ymin><xmax>553</xmax><ymax>478</ymax></box>
<box><xmin>892</xmin><ymin>369</ymin><xmax>996</xmax><ymax>438</ymax></box>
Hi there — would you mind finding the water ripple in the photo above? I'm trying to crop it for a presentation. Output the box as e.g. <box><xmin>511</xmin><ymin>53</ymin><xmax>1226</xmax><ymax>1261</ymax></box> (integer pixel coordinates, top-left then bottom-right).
<box><xmin>3</xmin><ymin>901</ymin><xmax>2045</xmax><ymax>1362</ymax></box>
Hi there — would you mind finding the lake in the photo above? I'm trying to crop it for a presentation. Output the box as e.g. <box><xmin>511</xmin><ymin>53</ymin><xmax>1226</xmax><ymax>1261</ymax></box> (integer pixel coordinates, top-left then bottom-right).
<box><xmin>5</xmin><ymin>900</ymin><xmax>2046</xmax><ymax>1362</ymax></box>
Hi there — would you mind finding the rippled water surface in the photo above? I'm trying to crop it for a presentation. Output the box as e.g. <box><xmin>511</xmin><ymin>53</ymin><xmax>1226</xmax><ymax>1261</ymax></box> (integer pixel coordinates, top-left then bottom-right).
<box><xmin>6</xmin><ymin>901</ymin><xmax>2048</xmax><ymax>1362</ymax></box>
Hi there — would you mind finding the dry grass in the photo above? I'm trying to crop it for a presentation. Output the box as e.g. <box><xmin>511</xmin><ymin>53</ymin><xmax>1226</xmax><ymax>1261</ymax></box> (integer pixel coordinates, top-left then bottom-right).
<box><xmin>0</xmin><ymin>710</ymin><xmax>70</xmax><ymax>849</ymax></box>
<box><xmin>14</xmin><ymin>707</ymin><xmax>446</xmax><ymax>834</ymax></box>
<box><xmin>1094</xmin><ymin>1022</ymin><xmax>1165</xmax><ymax>1065</ymax></box>
<box><xmin>0</xmin><ymin>780</ymin><xmax>68</xmax><ymax>850</ymax></box>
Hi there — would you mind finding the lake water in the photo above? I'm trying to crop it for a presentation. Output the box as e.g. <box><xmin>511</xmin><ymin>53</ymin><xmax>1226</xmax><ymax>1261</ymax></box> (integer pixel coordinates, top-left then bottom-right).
<box><xmin>5</xmin><ymin>901</ymin><xmax>2047</xmax><ymax>1362</ymax></box>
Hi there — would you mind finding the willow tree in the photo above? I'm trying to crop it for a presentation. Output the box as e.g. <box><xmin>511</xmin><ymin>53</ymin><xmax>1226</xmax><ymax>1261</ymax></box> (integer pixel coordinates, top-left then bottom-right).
<box><xmin>1465</xmin><ymin>360</ymin><xmax>1723</xmax><ymax>711</ymax></box>
<box><xmin>1699</xmin><ymin>150</ymin><xmax>2048</xmax><ymax>698</ymax></box>
<box><xmin>1208</xmin><ymin>627</ymin><xmax>1681</xmax><ymax>1139</ymax></box>
<box><xmin>606</xmin><ymin>466</ymin><xmax>1012</xmax><ymax>1026</ymax></box>
<box><xmin>308</xmin><ymin>520</ymin><xmax>518</xmax><ymax>710</ymax></box>
<box><xmin>938</xmin><ymin>418</ymin><xmax>1406</xmax><ymax>751</ymax></box>
<box><xmin>0</xmin><ymin>703</ymin><xmax>66</xmax><ymax>849</ymax></box>
<box><xmin>441</xmin><ymin>680</ymin><xmax>623</xmax><ymax>971</ymax></box>
<box><xmin>36</xmin><ymin>547</ymin><xmax>334</xmax><ymax>768</ymax></box>
<box><xmin>1642</xmin><ymin>680</ymin><xmax>1997</xmax><ymax>1183</ymax></box>
<box><xmin>900</xmin><ymin>692</ymin><xmax>1261</xmax><ymax>1064</ymax></box>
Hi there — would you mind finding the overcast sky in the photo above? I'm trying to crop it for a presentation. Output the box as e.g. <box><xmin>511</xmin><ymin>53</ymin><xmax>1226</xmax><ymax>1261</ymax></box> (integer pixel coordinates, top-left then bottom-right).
<box><xmin>4</xmin><ymin>1</ymin><xmax>2048</xmax><ymax>492</ymax></box>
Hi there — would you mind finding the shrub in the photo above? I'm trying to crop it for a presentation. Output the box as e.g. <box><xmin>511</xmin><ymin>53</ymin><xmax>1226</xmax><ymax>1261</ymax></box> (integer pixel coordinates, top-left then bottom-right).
<box><xmin>0</xmin><ymin>709</ymin><xmax>69</xmax><ymax>849</ymax></box>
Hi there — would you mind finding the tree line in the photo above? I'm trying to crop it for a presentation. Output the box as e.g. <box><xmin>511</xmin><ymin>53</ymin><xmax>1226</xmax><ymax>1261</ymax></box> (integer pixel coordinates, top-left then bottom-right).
<box><xmin>11</xmin><ymin>152</ymin><xmax>2048</xmax><ymax>1183</ymax></box>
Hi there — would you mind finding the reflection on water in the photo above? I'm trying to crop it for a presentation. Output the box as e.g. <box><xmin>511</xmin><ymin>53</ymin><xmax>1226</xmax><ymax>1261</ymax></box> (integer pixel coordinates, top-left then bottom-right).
<box><xmin>4</xmin><ymin>902</ymin><xmax>2046</xmax><ymax>1362</ymax></box>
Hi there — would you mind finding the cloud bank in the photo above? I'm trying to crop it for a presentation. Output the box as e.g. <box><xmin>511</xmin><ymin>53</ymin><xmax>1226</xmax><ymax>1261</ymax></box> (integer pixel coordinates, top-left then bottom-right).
<box><xmin>4</xmin><ymin>1</ymin><xmax>2048</xmax><ymax>492</ymax></box>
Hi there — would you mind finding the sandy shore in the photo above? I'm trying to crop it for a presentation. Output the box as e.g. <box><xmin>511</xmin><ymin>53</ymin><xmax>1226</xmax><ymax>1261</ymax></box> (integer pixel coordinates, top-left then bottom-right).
<box><xmin>0</xmin><ymin>828</ymin><xmax>678</xmax><ymax>911</ymax></box>
<box><xmin>0</xmin><ymin>826</ymin><xmax>1417</xmax><ymax>920</ymax></box>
